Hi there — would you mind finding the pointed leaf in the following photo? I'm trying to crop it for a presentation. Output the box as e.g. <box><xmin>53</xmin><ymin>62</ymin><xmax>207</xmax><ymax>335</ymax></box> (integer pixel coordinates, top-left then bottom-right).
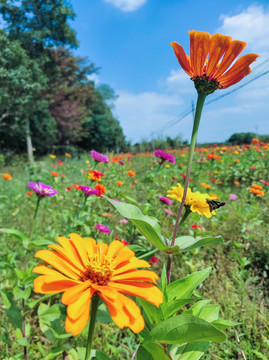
<box><xmin>175</xmin><ymin>236</ymin><xmax>223</xmax><ymax>251</ymax></box>
<box><xmin>167</xmin><ymin>268</ymin><xmax>211</xmax><ymax>301</ymax></box>
<box><xmin>144</xmin><ymin>315</ymin><xmax>226</xmax><ymax>344</ymax></box>
<box><xmin>0</xmin><ymin>289</ymin><xmax>23</xmax><ymax>330</ymax></box>
<box><xmin>211</xmin><ymin>319</ymin><xmax>240</xmax><ymax>330</ymax></box>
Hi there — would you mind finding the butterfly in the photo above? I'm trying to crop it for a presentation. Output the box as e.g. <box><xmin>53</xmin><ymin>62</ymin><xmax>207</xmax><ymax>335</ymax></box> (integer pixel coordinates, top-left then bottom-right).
<box><xmin>206</xmin><ymin>199</ymin><xmax>225</xmax><ymax>212</ymax></box>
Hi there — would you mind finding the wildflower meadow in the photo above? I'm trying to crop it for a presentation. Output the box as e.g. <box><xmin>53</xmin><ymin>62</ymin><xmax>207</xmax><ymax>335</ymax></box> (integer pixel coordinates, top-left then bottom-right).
<box><xmin>0</xmin><ymin>3</ymin><xmax>269</xmax><ymax>360</ymax></box>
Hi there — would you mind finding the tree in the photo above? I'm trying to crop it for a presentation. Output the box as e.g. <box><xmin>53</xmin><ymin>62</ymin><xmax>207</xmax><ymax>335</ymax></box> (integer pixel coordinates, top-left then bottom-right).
<box><xmin>47</xmin><ymin>47</ymin><xmax>98</xmax><ymax>146</ymax></box>
<box><xmin>0</xmin><ymin>30</ymin><xmax>56</xmax><ymax>158</ymax></box>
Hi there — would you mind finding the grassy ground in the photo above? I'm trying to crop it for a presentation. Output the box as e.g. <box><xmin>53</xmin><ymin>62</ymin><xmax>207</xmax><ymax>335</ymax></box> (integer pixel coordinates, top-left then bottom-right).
<box><xmin>0</xmin><ymin>144</ymin><xmax>268</xmax><ymax>359</ymax></box>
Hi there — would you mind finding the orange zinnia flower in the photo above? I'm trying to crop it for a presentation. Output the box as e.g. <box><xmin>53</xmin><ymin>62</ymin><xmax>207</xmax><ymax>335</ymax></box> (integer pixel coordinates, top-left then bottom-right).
<box><xmin>2</xmin><ymin>173</ymin><xmax>12</xmax><ymax>180</ymax></box>
<box><xmin>127</xmin><ymin>170</ymin><xmax>135</xmax><ymax>177</ymax></box>
<box><xmin>171</xmin><ymin>31</ymin><xmax>258</xmax><ymax>93</ymax></box>
<box><xmin>94</xmin><ymin>183</ymin><xmax>106</xmax><ymax>197</ymax></box>
<box><xmin>33</xmin><ymin>234</ymin><xmax>163</xmax><ymax>336</ymax></box>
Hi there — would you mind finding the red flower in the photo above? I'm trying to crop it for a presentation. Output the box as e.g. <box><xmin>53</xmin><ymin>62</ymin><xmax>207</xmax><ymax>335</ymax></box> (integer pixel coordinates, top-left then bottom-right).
<box><xmin>149</xmin><ymin>256</ymin><xmax>159</xmax><ymax>264</ymax></box>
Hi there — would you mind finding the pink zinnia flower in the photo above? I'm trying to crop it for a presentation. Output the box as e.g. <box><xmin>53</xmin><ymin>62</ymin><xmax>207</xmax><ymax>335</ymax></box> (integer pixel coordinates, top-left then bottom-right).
<box><xmin>158</xmin><ymin>196</ymin><xmax>172</xmax><ymax>206</ymax></box>
<box><xmin>120</xmin><ymin>219</ymin><xmax>128</xmax><ymax>225</ymax></box>
<box><xmin>164</xmin><ymin>208</ymin><xmax>173</xmax><ymax>216</ymax></box>
<box><xmin>153</xmin><ymin>150</ymin><xmax>175</xmax><ymax>164</ymax></box>
<box><xmin>90</xmin><ymin>150</ymin><xmax>109</xmax><ymax>163</ymax></box>
<box><xmin>28</xmin><ymin>182</ymin><xmax>57</xmax><ymax>197</ymax></box>
<box><xmin>229</xmin><ymin>194</ymin><xmax>238</xmax><ymax>200</ymax></box>
<box><xmin>80</xmin><ymin>185</ymin><xmax>99</xmax><ymax>196</ymax></box>
<box><xmin>94</xmin><ymin>223</ymin><xmax>111</xmax><ymax>234</ymax></box>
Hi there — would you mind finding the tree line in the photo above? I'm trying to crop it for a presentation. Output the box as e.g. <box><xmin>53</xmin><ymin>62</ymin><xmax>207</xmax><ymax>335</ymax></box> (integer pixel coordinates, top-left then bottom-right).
<box><xmin>0</xmin><ymin>0</ymin><xmax>127</xmax><ymax>160</ymax></box>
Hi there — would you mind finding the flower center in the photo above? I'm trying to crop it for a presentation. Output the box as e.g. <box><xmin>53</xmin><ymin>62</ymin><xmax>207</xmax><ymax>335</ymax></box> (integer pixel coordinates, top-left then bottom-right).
<box><xmin>81</xmin><ymin>255</ymin><xmax>114</xmax><ymax>285</ymax></box>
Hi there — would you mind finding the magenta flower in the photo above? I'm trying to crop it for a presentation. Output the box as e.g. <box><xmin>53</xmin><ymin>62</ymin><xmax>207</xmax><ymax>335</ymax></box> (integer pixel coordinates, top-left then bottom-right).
<box><xmin>153</xmin><ymin>150</ymin><xmax>175</xmax><ymax>164</ymax></box>
<box><xmin>229</xmin><ymin>194</ymin><xmax>238</xmax><ymax>200</ymax></box>
<box><xmin>112</xmin><ymin>198</ymin><xmax>123</xmax><ymax>202</ymax></box>
<box><xmin>158</xmin><ymin>196</ymin><xmax>172</xmax><ymax>206</ymax></box>
<box><xmin>94</xmin><ymin>223</ymin><xmax>111</xmax><ymax>234</ymax></box>
<box><xmin>164</xmin><ymin>208</ymin><xmax>173</xmax><ymax>216</ymax></box>
<box><xmin>80</xmin><ymin>185</ymin><xmax>99</xmax><ymax>196</ymax></box>
<box><xmin>118</xmin><ymin>160</ymin><xmax>125</xmax><ymax>165</ymax></box>
<box><xmin>90</xmin><ymin>150</ymin><xmax>109</xmax><ymax>163</ymax></box>
<box><xmin>28</xmin><ymin>182</ymin><xmax>57</xmax><ymax>197</ymax></box>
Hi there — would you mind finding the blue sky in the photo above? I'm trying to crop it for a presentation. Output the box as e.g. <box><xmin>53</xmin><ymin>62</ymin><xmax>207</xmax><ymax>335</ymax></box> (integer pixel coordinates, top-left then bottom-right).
<box><xmin>71</xmin><ymin>0</ymin><xmax>269</xmax><ymax>144</ymax></box>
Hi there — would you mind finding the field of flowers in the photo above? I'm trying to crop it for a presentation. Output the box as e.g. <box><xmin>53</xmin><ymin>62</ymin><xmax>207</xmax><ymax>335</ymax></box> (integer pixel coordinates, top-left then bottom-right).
<box><xmin>0</xmin><ymin>140</ymin><xmax>269</xmax><ymax>359</ymax></box>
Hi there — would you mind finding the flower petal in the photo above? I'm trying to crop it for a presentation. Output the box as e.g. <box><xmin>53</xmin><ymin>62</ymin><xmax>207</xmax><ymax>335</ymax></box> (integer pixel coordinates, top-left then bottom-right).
<box><xmin>65</xmin><ymin>301</ymin><xmax>91</xmax><ymax>336</ymax></box>
<box><xmin>113</xmin><ymin>258</ymin><xmax>150</xmax><ymax>276</ymax></box>
<box><xmin>62</xmin><ymin>280</ymin><xmax>92</xmax><ymax>305</ymax></box>
<box><xmin>218</xmin><ymin>53</ymin><xmax>259</xmax><ymax>88</ymax></box>
<box><xmin>106</xmin><ymin>240</ymin><xmax>125</xmax><ymax>259</ymax></box>
<box><xmin>189</xmin><ymin>30</ymin><xmax>211</xmax><ymax>77</ymax></box>
<box><xmin>170</xmin><ymin>42</ymin><xmax>193</xmax><ymax>77</ymax></box>
<box><xmin>33</xmin><ymin>275</ymin><xmax>79</xmax><ymax>294</ymax></box>
<box><xmin>111</xmin><ymin>270</ymin><xmax>158</xmax><ymax>283</ymax></box>
<box><xmin>207</xmin><ymin>33</ymin><xmax>231</xmax><ymax>77</ymax></box>
<box><xmin>48</xmin><ymin>244</ymin><xmax>84</xmax><ymax>271</ymax></box>
<box><xmin>113</xmin><ymin>247</ymin><xmax>135</xmax><ymax>268</ymax></box>
<box><xmin>214</xmin><ymin>40</ymin><xmax>246</xmax><ymax>78</ymax></box>
<box><xmin>108</xmin><ymin>281</ymin><xmax>163</xmax><ymax>307</ymax></box>
<box><xmin>35</xmin><ymin>250</ymin><xmax>81</xmax><ymax>279</ymax></box>
<box><xmin>67</xmin><ymin>288</ymin><xmax>95</xmax><ymax>320</ymax></box>
<box><xmin>69</xmin><ymin>233</ymin><xmax>89</xmax><ymax>265</ymax></box>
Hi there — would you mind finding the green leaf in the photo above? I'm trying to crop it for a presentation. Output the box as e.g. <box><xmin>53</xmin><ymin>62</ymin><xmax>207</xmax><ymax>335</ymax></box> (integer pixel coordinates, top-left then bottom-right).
<box><xmin>174</xmin><ymin>236</ymin><xmax>223</xmax><ymax>251</ymax></box>
<box><xmin>144</xmin><ymin>315</ymin><xmax>226</xmax><ymax>344</ymax></box>
<box><xmin>123</xmin><ymin>195</ymin><xmax>140</xmax><ymax>207</ymax></box>
<box><xmin>174</xmin><ymin>341</ymin><xmax>210</xmax><ymax>360</ymax></box>
<box><xmin>211</xmin><ymin>319</ymin><xmax>240</xmax><ymax>330</ymax></box>
<box><xmin>0</xmin><ymin>228</ymin><xmax>29</xmax><ymax>249</ymax></box>
<box><xmin>183</xmin><ymin>300</ymin><xmax>211</xmax><ymax>317</ymax></box>
<box><xmin>137</xmin><ymin>342</ymin><xmax>172</xmax><ymax>360</ymax></box>
<box><xmin>0</xmin><ymin>289</ymin><xmax>23</xmax><ymax>330</ymax></box>
<box><xmin>167</xmin><ymin>268</ymin><xmax>211</xmax><ymax>301</ymax></box>
<box><xmin>13</xmin><ymin>285</ymin><xmax>31</xmax><ymax>301</ymax></box>
<box><xmin>161</xmin><ymin>298</ymin><xmax>198</xmax><ymax>319</ymax></box>
<box><xmin>199</xmin><ymin>305</ymin><xmax>220</xmax><ymax>322</ymax></box>
<box><xmin>104</xmin><ymin>197</ymin><xmax>180</xmax><ymax>254</ymax></box>
<box><xmin>137</xmin><ymin>298</ymin><xmax>164</xmax><ymax>326</ymax></box>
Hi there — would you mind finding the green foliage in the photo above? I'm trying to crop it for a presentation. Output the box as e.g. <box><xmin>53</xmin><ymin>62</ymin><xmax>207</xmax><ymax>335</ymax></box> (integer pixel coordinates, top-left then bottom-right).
<box><xmin>227</xmin><ymin>132</ymin><xmax>257</xmax><ymax>145</ymax></box>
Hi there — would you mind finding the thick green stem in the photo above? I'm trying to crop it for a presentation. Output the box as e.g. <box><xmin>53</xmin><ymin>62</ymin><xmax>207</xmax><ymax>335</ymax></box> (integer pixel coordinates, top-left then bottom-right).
<box><xmin>166</xmin><ymin>92</ymin><xmax>206</xmax><ymax>284</ymax></box>
<box><xmin>85</xmin><ymin>296</ymin><xmax>99</xmax><ymax>360</ymax></box>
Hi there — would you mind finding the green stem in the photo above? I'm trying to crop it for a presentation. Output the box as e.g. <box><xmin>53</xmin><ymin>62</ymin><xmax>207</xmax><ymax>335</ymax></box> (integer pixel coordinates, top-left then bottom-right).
<box><xmin>166</xmin><ymin>92</ymin><xmax>206</xmax><ymax>284</ymax></box>
<box><xmin>138</xmin><ymin>248</ymin><xmax>158</xmax><ymax>259</ymax></box>
<box><xmin>29</xmin><ymin>196</ymin><xmax>41</xmax><ymax>242</ymax></box>
<box><xmin>85</xmin><ymin>296</ymin><xmax>99</xmax><ymax>360</ymax></box>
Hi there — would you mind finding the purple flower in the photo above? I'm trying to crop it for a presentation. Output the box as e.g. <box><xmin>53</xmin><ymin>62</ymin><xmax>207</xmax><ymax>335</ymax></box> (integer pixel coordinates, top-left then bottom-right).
<box><xmin>94</xmin><ymin>223</ymin><xmax>111</xmax><ymax>234</ymax></box>
<box><xmin>90</xmin><ymin>150</ymin><xmax>109</xmax><ymax>163</ymax></box>
<box><xmin>229</xmin><ymin>194</ymin><xmax>238</xmax><ymax>200</ymax></box>
<box><xmin>153</xmin><ymin>150</ymin><xmax>175</xmax><ymax>164</ymax></box>
<box><xmin>164</xmin><ymin>208</ymin><xmax>173</xmax><ymax>216</ymax></box>
<box><xmin>112</xmin><ymin>198</ymin><xmax>123</xmax><ymax>202</ymax></box>
<box><xmin>158</xmin><ymin>196</ymin><xmax>172</xmax><ymax>206</ymax></box>
<box><xmin>118</xmin><ymin>160</ymin><xmax>125</xmax><ymax>165</ymax></box>
<box><xmin>28</xmin><ymin>182</ymin><xmax>57</xmax><ymax>197</ymax></box>
<box><xmin>80</xmin><ymin>185</ymin><xmax>99</xmax><ymax>196</ymax></box>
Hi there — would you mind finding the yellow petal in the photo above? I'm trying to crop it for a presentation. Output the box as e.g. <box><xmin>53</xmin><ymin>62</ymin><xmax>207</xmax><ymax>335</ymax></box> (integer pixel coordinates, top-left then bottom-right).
<box><xmin>67</xmin><ymin>288</ymin><xmax>94</xmax><ymax>320</ymax></box>
<box><xmin>62</xmin><ymin>280</ymin><xmax>91</xmax><ymax>305</ymax></box>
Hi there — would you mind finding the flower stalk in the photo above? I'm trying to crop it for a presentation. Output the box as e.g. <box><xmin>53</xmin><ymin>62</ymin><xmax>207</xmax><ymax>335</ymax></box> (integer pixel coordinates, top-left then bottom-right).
<box><xmin>85</xmin><ymin>295</ymin><xmax>100</xmax><ymax>360</ymax></box>
<box><xmin>167</xmin><ymin>92</ymin><xmax>206</xmax><ymax>284</ymax></box>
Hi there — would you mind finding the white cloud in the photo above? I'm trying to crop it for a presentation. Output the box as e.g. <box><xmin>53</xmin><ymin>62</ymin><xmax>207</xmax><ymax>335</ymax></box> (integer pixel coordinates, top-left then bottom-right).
<box><xmin>113</xmin><ymin>91</ymin><xmax>186</xmax><ymax>142</ymax></box>
<box><xmin>87</xmin><ymin>73</ymin><xmax>100</xmax><ymax>85</ymax></box>
<box><xmin>217</xmin><ymin>5</ymin><xmax>269</xmax><ymax>56</ymax></box>
<box><xmin>104</xmin><ymin>0</ymin><xmax>147</xmax><ymax>12</ymax></box>
<box><xmin>161</xmin><ymin>69</ymin><xmax>194</xmax><ymax>94</ymax></box>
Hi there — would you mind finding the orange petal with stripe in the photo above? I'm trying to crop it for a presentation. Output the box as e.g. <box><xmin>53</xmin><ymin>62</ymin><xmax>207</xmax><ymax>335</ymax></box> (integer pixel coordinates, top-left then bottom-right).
<box><xmin>189</xmin><ymin>30</ymin><xmax>211</xmax><ymax>77</ymax></box>
<box><xmin>170</xmin><ymin>42</ymin><xmax>193</xmax><ymax>77</ymax></box>
<box><xmin>214</xmin><ymin>40</ymin><xmax>246</xmax><ymax>78</ymax></box>
<box><xmin>207</xmin><ymin>33</ymin><xmax>231</xmax><ymax>77</ymax></box>
<box><xmin>218</xmin><ymin>53</ymin><xmax>259</xmax><ymax>86</ymax></box>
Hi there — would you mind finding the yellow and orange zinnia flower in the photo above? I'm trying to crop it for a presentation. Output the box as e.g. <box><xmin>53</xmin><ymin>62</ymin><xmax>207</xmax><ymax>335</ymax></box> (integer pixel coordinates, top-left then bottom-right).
<box><xmin>33</xmin><ymin>234</ymin><xmax>163</xmax><ymax>336</ymax></box>
<box><xmin>171</xmin><ymin>31</ymin><xmax>258</xmax><ymax>92</ymax></box>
